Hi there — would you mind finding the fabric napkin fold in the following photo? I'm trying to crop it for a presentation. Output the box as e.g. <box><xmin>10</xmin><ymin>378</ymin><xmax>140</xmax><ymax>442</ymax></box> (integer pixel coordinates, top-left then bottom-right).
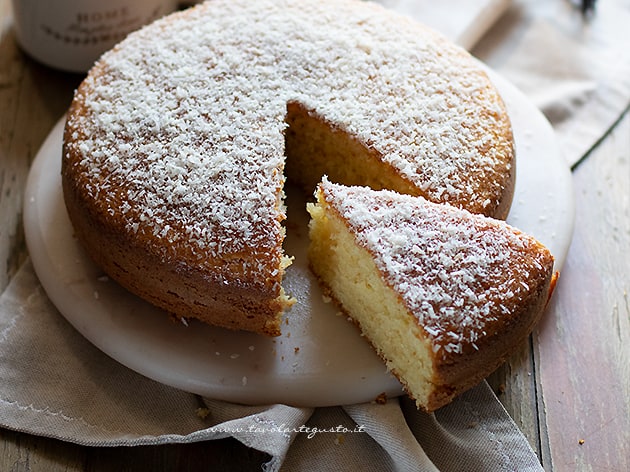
<box><xmin>0</xmin><ymin>260</ymin><xmax>543</xmax><ymax>471</ymax></box>
<box><xmin>375</xmin><ymin>0</ymin><xmax>511</xmax><ymax>50</ymax></box>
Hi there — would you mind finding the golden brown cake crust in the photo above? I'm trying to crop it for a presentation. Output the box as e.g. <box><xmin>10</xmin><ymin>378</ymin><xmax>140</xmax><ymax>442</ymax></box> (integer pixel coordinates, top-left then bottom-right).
<box><xmin>62</xmin><ymin>77</ymin><xmax>289</xmax><ymax>336</ymax></box>
<box><xmin>62</xmin><ymin>0</ymin><xmax>515</xmax><ymax>335</ymax></box>
<box><xmin>424</xmin><ymin>270</ymin><xmax>557</xmax><ymax>411</ymax></box>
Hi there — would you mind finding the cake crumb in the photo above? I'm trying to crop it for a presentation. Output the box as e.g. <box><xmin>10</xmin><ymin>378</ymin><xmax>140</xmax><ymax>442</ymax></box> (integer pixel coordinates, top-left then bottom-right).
<box><xmin>375</xmin><ymin>392</ymin><xmax>388</xmax><ymax>404</ymax></box>
<box><xmin>496</xmin><ymin>383</ymin><xmax>506</xmax><ymax>395</ymax></box>
<box><xmin>169</xmin><ymin>314</ymin><xmax>188</xmax><ymax>325</ymax></box>
<box><xmin>196</xmin><ymin>407</ymin><xmax>210</xmax><ymax>420</ymax></box>
<box><xmin>294</xmin><ymin>347</ymin><xmax>300</xmax><ymax>354</ymax></box>
<box><xmin>578</xmin><ymin>439</ymin><xmax>585</xmax><ymax>445</ymax></box>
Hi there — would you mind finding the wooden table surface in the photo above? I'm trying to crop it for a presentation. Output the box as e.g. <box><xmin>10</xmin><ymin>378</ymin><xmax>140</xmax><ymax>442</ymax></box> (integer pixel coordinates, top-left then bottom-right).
<box><xmin>1</xmin><ymin>1</ymin><xmax>628</xmax><ymax>470</ymax></box>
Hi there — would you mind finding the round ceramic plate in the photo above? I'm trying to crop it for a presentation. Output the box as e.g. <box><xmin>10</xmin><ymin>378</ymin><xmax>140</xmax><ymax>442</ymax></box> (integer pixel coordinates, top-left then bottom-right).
<box><xmin>23</xmin><ymin>70</ymin><xmax>574</xmax><ymax>407</ymax></box>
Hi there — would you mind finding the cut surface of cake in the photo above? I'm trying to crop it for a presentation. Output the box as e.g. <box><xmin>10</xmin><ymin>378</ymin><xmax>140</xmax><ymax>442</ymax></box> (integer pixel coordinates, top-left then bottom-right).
<box><xmin>62</xmin><ymin>0</ymin><xmax>514</xmax><ymax>336</ymax></box>
<box><xmin>307</xmin><ymin>178</ymin><xmax>557</xmax><ymax>411</ymax></box>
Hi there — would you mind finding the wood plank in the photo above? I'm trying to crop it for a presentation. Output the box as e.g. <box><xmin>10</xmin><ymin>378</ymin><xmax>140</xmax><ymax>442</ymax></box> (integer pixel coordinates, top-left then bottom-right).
<box><xmin>86</xmin><ymin>439</ymin><xmax>269</xmax><ymax>471</ymax></box>
<box><xmin>0</xmin><ymin>2</ymin><xmax>81</xmax><ymax>291</ymax></box>
<box><xmin>0</xmin><ymin>427</ymin><xmax>269</xmax><ymax>472</ymax></box>
<box><xmin>487</xmin><ymin>339</ymin><xmax>541</xmax><ymax>458</ymax></box>
<box><xmin>0</xmin><ymin>428</ymin><xmax>86</xmax><ymax>472</ymax></box>
<box><xmin>533</xmin><ymin>107</ymin><xmax>630</xmax><ymax>471</ymax></box>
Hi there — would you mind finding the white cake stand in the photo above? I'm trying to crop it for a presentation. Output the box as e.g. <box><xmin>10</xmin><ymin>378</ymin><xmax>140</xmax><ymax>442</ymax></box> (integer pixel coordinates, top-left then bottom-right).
<box><xmin>23</xmin><ymin>70</ymin><xmax>574</xmax><ymax>407</ymax></box>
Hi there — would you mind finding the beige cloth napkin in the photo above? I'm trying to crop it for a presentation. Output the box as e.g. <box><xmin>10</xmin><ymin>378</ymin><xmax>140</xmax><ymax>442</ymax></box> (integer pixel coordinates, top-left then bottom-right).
<box><xmin>4</xmin><ymin>0</ymin><xmax>630</xmax><ymax>470</ymax></box>
<box><xmin>0</xmin><ymin>260</ymin><xmax>544</xmax><ymax>471</ymax></box>
<box><xmin>376</xmin><ymin>0</ymin><xmax>511</xmax><ymax>49</ymax></box>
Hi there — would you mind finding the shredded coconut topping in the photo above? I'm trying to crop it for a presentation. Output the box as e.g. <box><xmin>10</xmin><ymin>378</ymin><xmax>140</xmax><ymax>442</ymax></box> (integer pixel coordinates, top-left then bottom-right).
<box><xmin>320</xmin><ymin>179</ymin><xmax>552</xmax><ymax>357</ymax></box>
<box><xmin>64</xmin><ymin>0</ymin><xmax>512</xmax><ymax>275</ymax></box>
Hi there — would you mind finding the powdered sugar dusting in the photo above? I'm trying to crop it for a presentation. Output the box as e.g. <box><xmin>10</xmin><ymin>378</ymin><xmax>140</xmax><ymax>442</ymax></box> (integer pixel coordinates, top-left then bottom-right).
<box><xmin>320</xmin><ymin>178</ymin><xmax>552</xmax><ymax>357</ymax></box>
<box><xmin>64</xmin><ymin>0</ymin><xmax>512</xmax><ymax>273</ymax></box>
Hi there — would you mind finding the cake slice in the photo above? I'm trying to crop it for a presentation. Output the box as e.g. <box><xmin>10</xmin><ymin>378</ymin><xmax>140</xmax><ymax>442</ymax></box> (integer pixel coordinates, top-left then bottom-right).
<box><xmin>307</xmin><ymin>178</ymin><xmax>557</xmax><ymax>411</ymax></box>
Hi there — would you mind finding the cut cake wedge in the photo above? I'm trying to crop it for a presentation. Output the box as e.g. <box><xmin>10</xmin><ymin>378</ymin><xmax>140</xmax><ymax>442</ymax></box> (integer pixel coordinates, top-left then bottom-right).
<box><xmin>307</xmin><ymin>178</ymin><xmax>557</xmax><ymax>411</ymax></box>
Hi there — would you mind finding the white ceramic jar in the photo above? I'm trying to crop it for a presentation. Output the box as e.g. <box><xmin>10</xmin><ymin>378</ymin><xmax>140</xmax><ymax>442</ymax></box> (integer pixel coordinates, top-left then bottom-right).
<box><xmin>12</xmin><ymin>0</ymin><xmax>179</xmax><ymax>73</ymax></box>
